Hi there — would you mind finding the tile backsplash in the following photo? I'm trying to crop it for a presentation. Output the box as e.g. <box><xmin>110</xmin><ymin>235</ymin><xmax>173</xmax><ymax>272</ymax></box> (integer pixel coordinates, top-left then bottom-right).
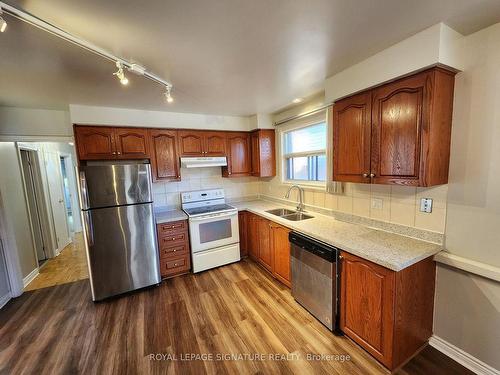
<box><xmin>259</xmin><ymin>181</ymin><xmax>448</xmax><ymax>233</ymax></box>
<box><xmin>152</xmin><ymin>167</ymin><xmax>260</xmax><ymax>209</ymax></box>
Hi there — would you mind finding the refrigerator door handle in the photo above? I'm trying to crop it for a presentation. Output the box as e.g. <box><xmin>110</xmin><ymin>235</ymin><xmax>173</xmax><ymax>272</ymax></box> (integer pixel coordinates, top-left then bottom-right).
<box><xmin>79</xmin><ymin>171</ymin><xmax>90</xmax><ymax>210</ymax></box>
<box><xmin>83</xmin><ymin>210</ymin><xmax>94</xmax><ymax>246</ymax></box>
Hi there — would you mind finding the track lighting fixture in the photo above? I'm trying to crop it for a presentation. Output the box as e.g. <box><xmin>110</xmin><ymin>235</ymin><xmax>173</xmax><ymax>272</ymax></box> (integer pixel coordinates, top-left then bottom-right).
<box><xmin>165</xmin><ymin>85</ymin><xmax>174</xmax><ymax>103</ymax></box>
<box><xmin>0</xmin><ymin>7</ymin><xmax>7</xmax><ymax>33</ymax></box>
<box><xmin>113</xmin><ymin>61</ymin><xmax>128</xmax><ymax>85</ymax></box>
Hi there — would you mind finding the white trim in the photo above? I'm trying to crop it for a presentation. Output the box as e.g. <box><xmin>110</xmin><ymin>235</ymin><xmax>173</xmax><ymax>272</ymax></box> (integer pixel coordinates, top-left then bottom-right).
<box><xmin>22</xmin><ymin>268</ymin><xmax>39</xmax><ymax>288</ymax></box>
<box><xmin>429</xmin><ymin>335</ymin><xmax>499</xmax><ymax>375</ymax></box>
<box><xmin>0</xmin><ymin>292</ymin><xmax>11</xmax><ymax>309</ymax></box>
<box><xmin>434</xmin><ymin>252</ymin><xmax>500</xmax><ymax>282</ymax></box>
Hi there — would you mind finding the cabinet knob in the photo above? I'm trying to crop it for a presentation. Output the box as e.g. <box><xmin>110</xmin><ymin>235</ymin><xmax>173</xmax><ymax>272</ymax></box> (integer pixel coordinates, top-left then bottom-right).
<box><xmin>370</xmin><ymin>173</ymin><xmax>376</xmax><ymax>178</ymax></box>
<box><xmin>362</xmin><ymin>173</ymin><xmax>369</xmax><ymax>178</ymax></box>
<box><xmin>173</xmin><ymin>249</ymin><xmax>177</xmax><ymax>252</ymax></box>
<box><xmin>112</xmin><ymin>151</ymin><xmax>116</xmax><ymax>155</ymax></box>
<box><xmin>172</xmin><ymin>237</ymin><xmax>175</xmax><ymax>240</ymax></box>
<box><xmin>117</xmin><ymin>151</ymin><xmax>121</xmax><ymax>155</ymax></box>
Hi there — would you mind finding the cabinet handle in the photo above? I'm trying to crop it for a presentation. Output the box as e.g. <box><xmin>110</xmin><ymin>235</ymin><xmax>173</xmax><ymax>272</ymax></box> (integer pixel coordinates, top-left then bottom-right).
<box><xmin>112</xmin><ymin>151</ymin><xmax>117</xmax><ymax>155</ymax></box>
<box><xmin>362</xmin><ymin>173</ymin><xmax>369</xmax><ymax>178</ymax></box>
<box><xmin>370</xmin><ymin>173</ymin><xmax>376</xmax><ymax>178</ymax></box>
<box><xmin>173</xmin><ymin>249</ymin><xmax>177</xmax><ymax>252</ymax></box>
<box><xmin>172</xmin><ymin>237</ymin><xmax>176</xmax><ymax>240</ymax></box>
<box><xmin>117</xmin><ymin>151</ymin><xmax>121</xmax><ymax>155</ymax></box>
<box><xmin>173</xmin><ymin>263</ymin><xmax>178</xmax><ymax>267</ymax></box>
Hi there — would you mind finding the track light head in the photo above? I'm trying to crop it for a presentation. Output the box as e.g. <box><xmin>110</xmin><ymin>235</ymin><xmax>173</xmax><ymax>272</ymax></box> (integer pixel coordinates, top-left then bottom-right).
<box><xmin>165</xmin><ymin>85</ymin><xmax>174</xmax><ymax>103</ymax></box>
<box><xmin>113</xmin><ymin>61</ymin><xmax>128</xmax><ymax>85</ymax></box>
<box><xmin>0</xmin><ymin>8</ymin><xmax>7</xmax><ymax>33</ymax></box>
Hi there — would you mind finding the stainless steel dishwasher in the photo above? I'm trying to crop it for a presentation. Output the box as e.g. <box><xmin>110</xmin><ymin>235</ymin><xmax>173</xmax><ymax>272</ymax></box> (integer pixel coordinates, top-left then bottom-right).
<box><xmin>289</xmin><ymin>231</ymin><xmax>342</xmax><ymax>334</ymax></box>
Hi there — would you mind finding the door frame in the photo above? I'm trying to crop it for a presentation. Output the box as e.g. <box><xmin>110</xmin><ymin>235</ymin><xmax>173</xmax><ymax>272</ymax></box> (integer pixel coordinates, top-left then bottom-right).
<box><xmin>0</xmin><ymin>135</ymin><xmax>74</xmax><ymax>297</ymax></box>
<box><xmin>16</xmin><ymin>144</ymin><xmax>48</xmax><ymax>271</ymax></box>
<box><xmin>58</xmin><ymin>152</ymin><xmax>76</xmax><ymax>240</ymax></box>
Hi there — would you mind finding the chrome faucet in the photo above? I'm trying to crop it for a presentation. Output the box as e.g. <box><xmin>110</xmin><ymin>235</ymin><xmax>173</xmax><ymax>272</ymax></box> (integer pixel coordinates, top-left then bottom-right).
<box><xmin>284</xmin><ymin>184</ymin><xmax>305</xmax><ymax>212</ymax></box>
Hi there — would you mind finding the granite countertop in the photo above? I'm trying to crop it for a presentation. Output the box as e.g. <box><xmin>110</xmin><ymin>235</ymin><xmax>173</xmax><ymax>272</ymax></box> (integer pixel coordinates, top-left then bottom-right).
<box><xmin>154</xmin><ymin>209</ymin><xmax>188</xmax><ymax>224</ymax></box>
<box><xmin>232</xmin><ymin>200</ymin><xmax>443</xmax><ymax>271</ymax></box>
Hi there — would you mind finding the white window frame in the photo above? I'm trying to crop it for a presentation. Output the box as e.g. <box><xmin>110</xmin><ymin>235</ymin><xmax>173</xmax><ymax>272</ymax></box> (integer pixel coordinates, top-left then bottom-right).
<box><xmin>279</xmin><ymin>115</ymin><xmax>328</xmax><ymax>188</ymax></box>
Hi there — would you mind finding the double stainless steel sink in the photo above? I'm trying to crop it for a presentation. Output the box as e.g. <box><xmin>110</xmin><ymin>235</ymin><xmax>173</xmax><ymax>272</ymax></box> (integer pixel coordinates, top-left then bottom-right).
<box><xmin>265</xmin><ymin>208</ymin><xmax>314</xmax><ymax>221</ymax></box>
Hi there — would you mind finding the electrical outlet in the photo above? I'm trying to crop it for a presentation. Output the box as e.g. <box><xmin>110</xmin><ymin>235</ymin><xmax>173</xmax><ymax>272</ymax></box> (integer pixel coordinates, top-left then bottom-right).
<box><xmin>371</xmin><ymin>197</ymin><xmax>383</xmax><ymax>210</ymax></box>
<box><xmin>420</xmin><ymin>198</ymin><xmax>433</xmax><ymax>213</ymax></box>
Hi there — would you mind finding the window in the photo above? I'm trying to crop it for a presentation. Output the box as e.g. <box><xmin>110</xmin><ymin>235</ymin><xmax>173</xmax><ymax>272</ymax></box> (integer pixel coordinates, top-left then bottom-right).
<box><xmin>283</xmin><ymin>122</ymin><xmax>327</xmax><ymax>183</ymax></box>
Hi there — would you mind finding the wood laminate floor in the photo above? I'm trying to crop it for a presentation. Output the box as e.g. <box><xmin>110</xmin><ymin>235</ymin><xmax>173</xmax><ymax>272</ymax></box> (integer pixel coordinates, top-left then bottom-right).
<box><xmin>25</xmin><ymin>232</ymin><xmax>88</xmax><ymax>291</ymax></box>
<box><xmin>1</xmin><ymin>259</ymin><xmax>473</xmax><ymax>375</ymax></box>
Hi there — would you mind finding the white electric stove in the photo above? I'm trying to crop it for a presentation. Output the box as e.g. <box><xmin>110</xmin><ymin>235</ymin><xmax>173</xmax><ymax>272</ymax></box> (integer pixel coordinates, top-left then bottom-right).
<box><xmin>181</xmin><ymin>189</ymin><xmax>240</xmax><ymax>273</ymax></box>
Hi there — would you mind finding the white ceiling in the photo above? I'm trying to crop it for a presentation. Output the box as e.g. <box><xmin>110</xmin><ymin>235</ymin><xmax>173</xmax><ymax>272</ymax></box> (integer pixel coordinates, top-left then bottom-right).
<box><xmin>1</xmin><ymin>0</ymin><xmax>500</xmax><ymax>116</ymax></box>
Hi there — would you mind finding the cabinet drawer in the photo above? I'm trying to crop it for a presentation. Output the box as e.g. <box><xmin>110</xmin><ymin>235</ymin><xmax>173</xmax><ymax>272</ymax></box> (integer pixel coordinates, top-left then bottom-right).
<box><xmin>159</xmin><ymin>232</ymin><xmax>188</xmax><ymax>248</ymax></box>
<box><xmin>159</xmin><ymin>243</ymin><xmax>189</xmax><ymax>259</ymax></box>
<box><xmin>157</xmin><ymin>220</ymin><xmax>187</xmax><ymax>236</ymax></box>
<box><xmin>160</xmin><ymin>255</ymin><xmax>190</xmax><ymax>277</ymax></box>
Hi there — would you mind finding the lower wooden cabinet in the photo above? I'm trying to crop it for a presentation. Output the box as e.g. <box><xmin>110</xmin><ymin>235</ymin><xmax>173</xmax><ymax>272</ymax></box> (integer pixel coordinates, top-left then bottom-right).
<box><xmin>238</xmin><ymin>211</ymin><xmax>248</xmax><ymax>257</ymax></box>
<box><xmin>157</xmin><ymin>220</ymin><xmax>191</xmax><ymax>279</ymax></box>
<box><xmin>270</xmin><ymin>222</ymin><xmax>291</xmax><ymax>287</ymax></box>
<box><xmin>340</xmin><ymin>251</ymin><xmax>435</xmax><ymax>370</ymax></box>
<box><xmin>244</xmin><ymin>211</ymin><xmax>291</xmax><ymax>287</ymax></box>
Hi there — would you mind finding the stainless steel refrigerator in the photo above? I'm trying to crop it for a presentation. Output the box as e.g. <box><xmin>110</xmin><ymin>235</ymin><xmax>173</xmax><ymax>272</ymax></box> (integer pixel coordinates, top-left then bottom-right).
<box><xmin>79</xmin><ymin>162</ymin><xmax>160</xmax><ymax>301</ymax></box>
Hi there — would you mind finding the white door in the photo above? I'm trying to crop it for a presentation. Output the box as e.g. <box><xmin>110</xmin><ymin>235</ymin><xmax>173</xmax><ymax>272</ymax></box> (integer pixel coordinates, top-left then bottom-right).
<box><xmin>45</xmin><ymin>152</ymin><xmax>71</xmax><ymax>253</ymax></box>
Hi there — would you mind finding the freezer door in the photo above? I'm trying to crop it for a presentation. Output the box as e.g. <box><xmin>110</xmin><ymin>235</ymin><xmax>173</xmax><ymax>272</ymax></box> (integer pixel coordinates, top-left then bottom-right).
<box><xmin>84</xmin><ymin>203</ymin><xmax>160</xmax><ymax>301</ymax></box>
<box><xmin>80</xmin><ymin>163</ymin><xmax>152</xmax><ymax>209</ymax></box>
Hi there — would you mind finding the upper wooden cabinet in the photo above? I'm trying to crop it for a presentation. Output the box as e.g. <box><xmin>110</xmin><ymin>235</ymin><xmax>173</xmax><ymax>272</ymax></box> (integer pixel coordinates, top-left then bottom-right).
<box><xmin>114</xmin><ymin>128</ymin><xmax>150</xmax><ymax>159</ymax></box>
<box><xmin>178</xmin><ymin>130</ymin><xmax>226</xmax><ymax>156</ymax></box>
<box><xmin>223</xmin><ymin>132</ymin><xmax>251</xmax><ymax>177</ymax></box>
<box><xmin>332</xmin><ymin>92</ymin><xmax>372</xmax><ymax>183</ymax></box>
<box><xmin>75</xmin><ymin>126</ymin><xmax>150</xmax><ymax>160</ymax></box>
<box><xmin>340</xmin><ymin>251</ymin><xmax>436</xmax><ymax>370</ymax></box>
<box><xmin>250</xmin><ymin>129</ymin><xmax>276</xmax><ymax>177</ymax></box>
<box><xmin>149</xmin><ymin>129</ymin><xmax>180</xmax><ymax>182</ymax></box>
<box><xmin>332</xmin><ymin>67</ymin><xmax>455</xmax><ymax>186</ymax></box>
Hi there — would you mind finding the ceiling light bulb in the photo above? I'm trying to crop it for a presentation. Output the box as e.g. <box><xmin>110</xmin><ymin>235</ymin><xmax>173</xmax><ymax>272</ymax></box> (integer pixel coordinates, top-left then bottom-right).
<box><xmin>0</xmin><ymin>9</ymin><xmax>7</xmax><ymax>33</ymax></box>
<box><xmin>292</xmin><ymin>98</ymin><xmax>303</xmax><ymax>104</ymax></box>
<box><xmin>165</xmin><ymin>85</ymin><xmax>174</xmax><ymax>103</ymax></box>
<box><xmin>113</xmin><ymin>61</ymin><xmax>128</xmax><ymax>85</ymax></box>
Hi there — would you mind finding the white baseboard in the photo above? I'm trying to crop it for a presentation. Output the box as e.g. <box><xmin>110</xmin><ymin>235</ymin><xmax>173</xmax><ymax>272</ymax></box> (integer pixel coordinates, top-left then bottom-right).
<box><xmin>429</xmin><ymin>335</ymin><xmax>499</xmax><ymax>375</ymax></box>
<box><xmin>22</xmin><ymin>268</ymin><xmax>39</xmax><ymax>287</ymax></box>
<box><xmin>0</xmin><ymin>293</ymin><xmax>11</xmax><ymax>309</ymax></box>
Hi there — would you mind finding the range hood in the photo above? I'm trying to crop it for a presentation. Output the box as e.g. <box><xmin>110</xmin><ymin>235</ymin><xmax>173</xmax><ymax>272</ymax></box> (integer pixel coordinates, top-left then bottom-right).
<box><xmin>180</xmin><ymin>156</ymin><xmax>227</xmax><ymax>168</ymax></box>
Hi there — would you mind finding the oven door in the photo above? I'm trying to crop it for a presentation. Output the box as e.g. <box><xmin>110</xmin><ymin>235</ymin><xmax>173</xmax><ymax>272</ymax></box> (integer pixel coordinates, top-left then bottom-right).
<box><xmin>189</xmin><ymin>210</ymin><xmax>239</xmax><ymax>253</ymax></box>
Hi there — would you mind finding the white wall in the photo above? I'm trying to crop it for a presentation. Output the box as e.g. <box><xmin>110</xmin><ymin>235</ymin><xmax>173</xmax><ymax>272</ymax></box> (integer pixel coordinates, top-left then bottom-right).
<box><xmin>324</xmin><ymin>23</ymin><xmax>464</xmax><ymax>103</ymax></box>
<box><xmin>0</xmin><ymin>107</ymin><xmax>72</xmax><ymax>137</ymax></box>
<box><xmin>0</xmin><ymin>143</ymin><xmax>38</xmax><ymax>278</ymax></box>
<box><xmin>70</xmin><ymin>104</ymin><xmax>251</xmax><ymax>131</ymax></box>
<box><xmin>432</xmin><ymin>23</ymin><xmax>500</xmax><ymax>371</ymax></box>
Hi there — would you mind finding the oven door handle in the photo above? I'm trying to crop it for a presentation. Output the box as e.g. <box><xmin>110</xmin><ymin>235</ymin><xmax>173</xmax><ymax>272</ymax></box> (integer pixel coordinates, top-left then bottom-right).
<box><xmin>189</xmin><ymin>210</ymin><xmax>238</xmax><ymax>221</ymax></box>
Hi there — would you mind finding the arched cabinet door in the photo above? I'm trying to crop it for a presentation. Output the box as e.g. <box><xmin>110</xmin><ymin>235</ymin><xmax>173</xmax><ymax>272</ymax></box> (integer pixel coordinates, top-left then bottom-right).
<box><xmin>223</xmin><ymin>132</ymin><xmax>251</xmax><ymax>177</ymax></box>
<box><xmin>115</xmin><ymin>128</ymin><xmax>150</xmax><ymax>159</ymax></box>
<box><xmin>332</xmin><ymin>92</ymin><xmax>372</xmax><ymax>183</ymax></box>
<box><xmin>149</xmin><ymin>129</ymin><xmax>180</xmax><ymax>182</ymax></box>
<box><xmin>75</xmin><ymin>126</ymin><xmax>116</xmax><ymax>160</ymax></box>
<box><xmin>178</xmin><ymin>131</ymin><xmax>204</xmax><ymax>156</ymax></box>
<box><xmin>370</xmin><ymin>72</ymin><xmax>428</xmax><ymax>185</ymax></box>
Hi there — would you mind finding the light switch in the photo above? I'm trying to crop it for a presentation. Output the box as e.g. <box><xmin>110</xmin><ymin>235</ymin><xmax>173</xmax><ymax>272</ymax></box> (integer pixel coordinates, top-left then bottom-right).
<box><xmin>371</xmin><ymin>197</ymin><xmax>383</xmax><ymax>210</ymax></box>
<box><xmin>420</xmin><ymin>198</ymin><xmax>433</xmax><ymax>213</ymax></box>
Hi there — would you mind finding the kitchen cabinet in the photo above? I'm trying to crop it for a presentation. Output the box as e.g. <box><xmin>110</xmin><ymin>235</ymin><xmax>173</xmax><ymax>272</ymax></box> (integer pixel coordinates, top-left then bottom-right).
<box><xmin>247</xmin><ymin>212</ymin><xmax>259</xmax><ymax>260</ymax></box>
<box><xmin>114</xmin><ymin>128</ymin><xmax>150</xmax><ymax>159</ymax></box>
<box><xmin>257</xmin><ymin>216</ymin><xmax>273</xmax><ymax>271</ymax></box>
<box><xmin>178</xmin><ymin>130</ymin><xmax>226</xmax><ymax>156</ymax></box>
<box><xmin>244</xmin><ymin>211</ymin><xmax>291</xmax><ymax>287</ymax></box>
<box><xmin>149</xmin><ymin>129</ymin><xmax>180</xmax><ymax>182</ymax></box>
<box><xmin>223</xmin><ymin>132</ymin><xmax>251</xmax><ymax>177</ymax></box>
<box><xmin>340</xmin><ymin>251</ymin><xmax>435</xmax><ymax>370</ymax></box>
<box><xmin>74</xmin><ymin>126</ymin><xmax>116</xmax><ymax>160</ymax></box>
<box><xmin>270</xmin><ymin>222</ymin><xmax>291</xmax><ymax>287</ymax></box>
<box><xmin>332</xmin><ymin>67</ymin><xmax>455</xmax><ymax>186</ymax></box>
<box><xmin>238</xmin><ymin>211</ymin><xmax>248</xmax><ymax>257</ymax></box>
<box><xmin>250</xmin><ymin>129</ymin><xmax>276</xmax><ymax>177</ymax></box>
<box><xmin>75</xmin><ymin>125</ymin><xmax>150</xmax><ymax>160</ymax></box>
<box><xmin>157</xmin><ymin>220</ymin><xmax>191</xmax><ymax>278</ymax></box>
